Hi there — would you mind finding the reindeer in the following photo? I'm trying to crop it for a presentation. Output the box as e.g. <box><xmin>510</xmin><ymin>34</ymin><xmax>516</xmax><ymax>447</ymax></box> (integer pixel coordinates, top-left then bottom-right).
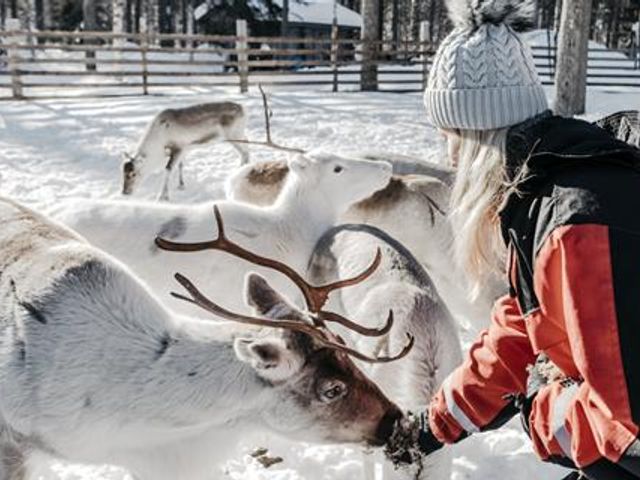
<box><xmin>53</xmin><ymin>151</ymin><xmax>393</xmax><ymax>317</ymax></box>
<box><xmin>225</xmin><ymin>159</ymin><xmax>505</xmax><ymax>331</ymax></box>
<box><xmin>308</xmin><ymin>223</ymin><xmax>463</xmax><ymax>480</ymax></box>
<box><xmin>122</xmin><ymin>101</ymin><xmax>250</xmax><ymax>201</ymax></box>
<box><xmin>0</xmin><ymin>197</ymin><xmax>412</xmax><ymax>480</ymax></box>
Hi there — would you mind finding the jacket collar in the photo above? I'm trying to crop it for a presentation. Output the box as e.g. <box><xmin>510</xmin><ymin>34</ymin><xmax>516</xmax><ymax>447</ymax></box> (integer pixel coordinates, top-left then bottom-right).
<box><xmin>505</xmin><ymin>110</ymin><xmax>640</xmax><ymax>185</ymax></box>
<box><xmin>499</xmin><ymin>111</ymin><xmax>640</xmax><ymax>244</ymax></box>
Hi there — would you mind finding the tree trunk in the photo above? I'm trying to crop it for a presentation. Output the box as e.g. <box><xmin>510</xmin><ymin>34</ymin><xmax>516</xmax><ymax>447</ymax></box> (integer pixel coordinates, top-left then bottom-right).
<box><xmin>361</xmin><ymin>0</ymin><xmax>380</xmax><ymax>90</ymax></box>
<box><xmin>186</xmin><ymin>0</ymin><xmax>193</xmax><ymax>36</ymax></box>
<box><xmin>409</xmin><ymin>0</ymin><xmax>421</xmax><ymax>42</ymax></box>
<box><xmin>553</xmin><ymin>0</ymin><xmax>563</xmax><ymax>30</ymax></box>
<box><xmin>112</xmin><ymin>0</ymin><xmax>126</xmax><ymax>44</ymax></box>
<box><xmin>391</xmin><ymin>0</ymin><xmax>399</xmax><ymax>43</ymax></box>
<box><xmin>0</xmin><ymin>0</ymin><xmax>6</xmax><ymax>28</ymax></box>
<box><xmin>607</xmin><ymin>0</ymin><xmax>621</xmax><ymax>49</ymax></box>
<box><xmin>281</xmin><ymin>0</ymin><xmax>289</xmax><ymax>37</ymax></box>
<box><xmin>146</xmin><ymin>0</ymin><xmax>159</xmax><ymax>43</ymax></box>
<box><xmin>83</xmin><ymin>0</ymin><xmax>98</xmax><ymax>70</ymax></box>
<box><xmin>554</xmin><ymin>0</ymin><xmax>592</xmax><ymax>116</ymax></box>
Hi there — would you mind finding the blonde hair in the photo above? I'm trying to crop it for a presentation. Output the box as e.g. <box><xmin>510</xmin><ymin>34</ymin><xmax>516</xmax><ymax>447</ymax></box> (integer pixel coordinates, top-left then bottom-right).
<box><xmin>448</xmin><ymin>128</ymin><xmax>510</xmax><ymax>300</ymax></box>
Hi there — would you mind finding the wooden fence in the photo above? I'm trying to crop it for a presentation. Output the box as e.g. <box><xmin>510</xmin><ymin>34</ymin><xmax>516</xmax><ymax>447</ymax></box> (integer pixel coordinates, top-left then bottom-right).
<box><xmin>0</xmin><ymin>24</ymin><xmax>639</xmax><ymax>99</ymax></box>
<box><xmin>0</xmin><ymin>23</ymin><xmax>433</xmax><ymax>99</ymax></box>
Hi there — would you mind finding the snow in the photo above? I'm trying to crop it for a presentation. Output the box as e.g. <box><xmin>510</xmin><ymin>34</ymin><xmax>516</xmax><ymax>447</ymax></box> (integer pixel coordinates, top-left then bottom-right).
<box><xmin>1</xmin><ymin>85</ymin><xmax>639</xmax><ymax>479</ymax></box>
<box><xmin>524</xmin><ymin>29</ymin><xmax>640</xmax><ymax>87</ymax></box>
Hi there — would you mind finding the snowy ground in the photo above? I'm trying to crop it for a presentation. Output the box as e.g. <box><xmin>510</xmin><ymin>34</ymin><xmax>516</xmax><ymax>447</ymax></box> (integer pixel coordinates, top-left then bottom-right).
<box><xmin>1</xmin><ymin>86</ymin><xmax>638</xmax><ymax>479</ymax></box>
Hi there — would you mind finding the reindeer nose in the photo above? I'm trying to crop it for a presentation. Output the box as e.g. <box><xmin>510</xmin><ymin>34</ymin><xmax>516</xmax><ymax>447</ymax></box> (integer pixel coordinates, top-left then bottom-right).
<box><xmin>372</xmin><ymin>406</ymin><xmax>403</xmax><ymax>446</ymax></box>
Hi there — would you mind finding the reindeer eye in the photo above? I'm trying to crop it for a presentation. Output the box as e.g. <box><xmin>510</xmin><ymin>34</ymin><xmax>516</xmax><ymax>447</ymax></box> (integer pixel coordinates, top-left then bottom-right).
<box><xmin>319</xmin><ymin>380</ymin><xmax>346</xmax><ymax>403</ymax></box>
<box><xmin>333</xmin><ymin>165</ymin><xmax>343</xmax><ymax>174</ymax></box>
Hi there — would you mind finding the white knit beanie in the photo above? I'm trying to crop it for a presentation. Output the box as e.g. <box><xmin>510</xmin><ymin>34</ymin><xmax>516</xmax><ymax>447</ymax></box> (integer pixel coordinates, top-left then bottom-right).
<box><xmin>425</xmin><ymin>0</ymin><xmax>548</xmax><ymax>131</ymax></box>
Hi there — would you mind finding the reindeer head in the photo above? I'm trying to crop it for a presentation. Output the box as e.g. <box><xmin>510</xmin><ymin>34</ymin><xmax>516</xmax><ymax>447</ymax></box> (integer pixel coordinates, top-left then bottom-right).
<box><xmin>121</xmin><ymin>152</ymin><xmax>143</xmax><ymax>195</ymax></box>
<box><xmin>155</xmin><ymin>206</ymin><xmax>413</xmax><ymax>446</ymax></box>
<box><xmin>234</xmin><ymin>273</ymin><xmax>402</xmax><ymax>445</ymax></box>
<box><xmin>287</xmin><ymin>152</ymin><xmax>392</xmax><ymax>215</ymax></box>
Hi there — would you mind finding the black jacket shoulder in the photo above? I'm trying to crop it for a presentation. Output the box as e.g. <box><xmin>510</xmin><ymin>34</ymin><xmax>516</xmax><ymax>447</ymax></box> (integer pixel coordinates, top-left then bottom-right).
<box><xmin>499</xmin><ymin>112</ymin><xmax>640</xmax><ymax>315</ymax></box>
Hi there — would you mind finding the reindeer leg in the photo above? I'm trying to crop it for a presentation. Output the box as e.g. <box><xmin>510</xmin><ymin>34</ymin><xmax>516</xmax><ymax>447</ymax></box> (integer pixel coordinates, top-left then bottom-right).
<box><xmin>158</xmin><ymin>169</ymin><xmax>172</xmax><ymax>202</ymax></box>
<box><xmin>178</xmin><ymin>161</ymin><xmax>186</xmax><ymax>191</ymax></box>
<box><xmin>0</xmin><ymin>441</ymin><xmax>27</xmax><ymax>480</ymax></box>
<box><xmin>233</xmin><ymin>142</ymin><xmax>250</xmax><ymax>165</ymax></box>
<box><xmin>229</xmin><ymin>127</ymin><xmax>250</xmax><ymax>165</ymax></box>
<box><xmin>158</xmin><ymin>148</ymin><xmax>180</xmax><ymax>202</ymax></box>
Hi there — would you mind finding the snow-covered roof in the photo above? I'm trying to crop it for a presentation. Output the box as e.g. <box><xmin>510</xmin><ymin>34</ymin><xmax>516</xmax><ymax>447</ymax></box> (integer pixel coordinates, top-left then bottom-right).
<box><xmin>196</xmin><ymin>1</ymin><xmax>361</xmax><ymax>28</ymax></box>
<box><xmin>273</xmin><ymin>0</ymin><xmax>362</xmax><ymax>28</ymax></box>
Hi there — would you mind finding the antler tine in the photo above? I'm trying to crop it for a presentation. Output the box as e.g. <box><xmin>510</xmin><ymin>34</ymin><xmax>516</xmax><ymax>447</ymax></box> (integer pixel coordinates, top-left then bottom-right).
<box><xmin>171</xmin><ymin>273</ymin><xmax>414</xmax><ymax>364</ymax></box>
<box><xmin>225</xmin><ymin>84</ymin><xmax>307</xmax><ymax>155</ymax></box>
<box><xmin>171</xmin><ymin>273</ymin><xmax>321</xmax><ymax>334</ymax></box>
<box><xmin>318</xmin><ymin>309</ymin><xmax>394</xmax><ymax>337</ymax></box>
<box><xmin>259</xmin><ymin>84</ymin><xmax>273</xmax><ymax>144</ymax></box>
<box><xmin>317</xmin><ymin>248</ymin><xmax>382</xmax><ymax>298</ymax></box>
<box><xmin>226</xmin><ymin>139</ymin><xmax>306</xmax><ymax>154</ymax></box>
<box><xmin>334</xmin><ymin>332</ymin><xmax>415</xmax><ymax>364</ymax></box>
<box><xmin>156</xmin><ymin>206</ymin><xmax>383</xmax><ymax>315</ymax></box>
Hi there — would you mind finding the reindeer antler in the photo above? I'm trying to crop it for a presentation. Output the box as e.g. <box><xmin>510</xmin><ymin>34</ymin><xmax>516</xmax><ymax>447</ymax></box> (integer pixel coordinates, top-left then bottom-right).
<box><xmin>155</xmin><ymin>205</ymin><xmax>380</xmax><ymax>316</ymax></box>
<box><xmin>226</xmin><ymin>85</ymin><xmax>306</xmax><ymax>154</ymax></box>
<box><xmin>155</xmin><ymin>206</ymin><xmax>414</xmax><ymax>363</ymax></box>
<box><xmin>171</xmin><ymin>273</ymin><xmax>414</xmax><ymax>364</ymax></box>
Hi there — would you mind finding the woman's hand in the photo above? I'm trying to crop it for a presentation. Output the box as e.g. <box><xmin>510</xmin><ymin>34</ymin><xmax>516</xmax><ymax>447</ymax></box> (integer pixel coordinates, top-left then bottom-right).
<box><xmin>383</xmin><ymin>411</ymin><xmax>444</xmax><ymax>467</ymax></box>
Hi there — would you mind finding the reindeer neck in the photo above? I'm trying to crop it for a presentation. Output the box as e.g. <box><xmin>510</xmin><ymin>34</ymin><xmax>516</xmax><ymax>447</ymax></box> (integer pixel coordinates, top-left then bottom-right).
<box><xmin>122</xmin><ymin>316</ymin><xmax>271</xmax><ymax>430</ymax></box>
<box><xmin>136</xmin><ymin>126</ymin><xmax>167</xmax><ymax>161</ymax></box>
<box><xmin>68</xmin><ymin>272</ymin><xmax>271</xmax><ymax>432</ymax></box>
<box><xmin>270</xmin><ymin>178</ymin><xmax>339</xmax><ymax>250</ymax></box>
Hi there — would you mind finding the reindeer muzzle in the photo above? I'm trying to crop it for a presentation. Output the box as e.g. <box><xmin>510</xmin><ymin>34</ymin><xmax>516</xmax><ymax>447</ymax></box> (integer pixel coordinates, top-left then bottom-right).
<box><xmin>372</xmin><ymin>406</ymin><xmax>403</xmax><ymax>446</ymax></box>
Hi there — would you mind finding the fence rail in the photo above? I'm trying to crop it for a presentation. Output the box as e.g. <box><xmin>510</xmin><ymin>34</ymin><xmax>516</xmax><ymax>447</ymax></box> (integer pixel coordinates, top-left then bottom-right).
<box><xmin>0</xmin><ymin>26</ymin><xmax>638</xmax><ymax>99</ymax></box>
<box><xmin>0</xmin><ymin>23</ymin><xmax>433</xmax><ymax>98</ymax></box>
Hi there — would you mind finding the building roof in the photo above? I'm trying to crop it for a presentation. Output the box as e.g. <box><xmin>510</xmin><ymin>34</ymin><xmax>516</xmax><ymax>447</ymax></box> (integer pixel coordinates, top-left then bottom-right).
<box><xmin>195</xmin><ymin>1</ymin><xmax>362</xmax><ymax>29</ymax></box>
<box><xmin>272</xmin><ymin>0</ymin><xmax>362</xmax><ymax>28</ymax></box>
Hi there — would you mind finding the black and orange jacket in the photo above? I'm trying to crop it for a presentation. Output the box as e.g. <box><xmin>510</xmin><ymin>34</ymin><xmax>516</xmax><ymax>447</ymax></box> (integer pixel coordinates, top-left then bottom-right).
<box><xmin>427</xmin><ymin>111</ymin><xmax>640</xmax><ymax>469</ymax></box>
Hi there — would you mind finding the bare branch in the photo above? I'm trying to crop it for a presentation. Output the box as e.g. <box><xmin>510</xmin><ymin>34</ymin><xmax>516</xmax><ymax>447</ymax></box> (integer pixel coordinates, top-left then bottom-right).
<box><xmin>224</xmin><ymin>84</ymin><xmax>307</xmax><ymax>155</ymax></box>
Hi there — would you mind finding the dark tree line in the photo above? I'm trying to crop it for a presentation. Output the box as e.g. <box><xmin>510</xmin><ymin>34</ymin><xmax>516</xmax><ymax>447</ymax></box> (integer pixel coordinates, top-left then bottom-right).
<box><xmin>0</xmin><ymin>0</ymin><xmax>287</xmax><ymax>36</ymax></box>
<box><xmin>357</xmin><ymin>0</ymin><xmax>639</xmax><ymax>47</ymax></box>
<box><xmin>0</xmin><ymin>0</ymin><xmax>637</xmax><ymax>51</ymax></box>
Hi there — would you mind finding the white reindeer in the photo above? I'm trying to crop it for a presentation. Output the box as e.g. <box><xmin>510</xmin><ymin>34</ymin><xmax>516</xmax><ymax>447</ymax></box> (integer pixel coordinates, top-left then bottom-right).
<box><xmin>0</xmin><ymin>197</ymin><xmax>410</xmax><ymax>480</ymax></box>
<box><xmin>53</xmin><ymin>151</ymin><xmax>393</xmax><ymax>316</ymax></box>
<box><xmin>308</xmin><ymin>223</ymin><xmax>463</xmax><ymax>480</ymax></box>
<box><xmin>226</xmin><ymin>159</ymin><xmax>505</xmax><ymax>331</ymax></box>
<box><xmin>122</xmin><ymin>101</ymin><xmax>250</xmax><ymax>201</ymax></box>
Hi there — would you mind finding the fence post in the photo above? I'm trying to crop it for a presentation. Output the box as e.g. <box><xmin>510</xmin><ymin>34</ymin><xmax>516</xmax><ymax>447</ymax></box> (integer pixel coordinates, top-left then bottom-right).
<box><xmin>420</xmin><ymin>21</ymin><xmax>430</xmax><ymax>91</ymax></box>
<box><xmin>6</xmin><ymin>18</ymin><xmax>23</xmax><ymax>99</ymax></box>
<box><xmin>140</xmin><ymin>27</ymin><xmax>149</xmax><ymax>96</ymax></box>
<box><xmin>331</xmin><ymin>24</ymin><xmax>339</xmax><ymax>92</ymax></box>
<box><xmin>236</xmin><ymin>19</ymin><xmax>249</xmax><ymax>93</ymax></box>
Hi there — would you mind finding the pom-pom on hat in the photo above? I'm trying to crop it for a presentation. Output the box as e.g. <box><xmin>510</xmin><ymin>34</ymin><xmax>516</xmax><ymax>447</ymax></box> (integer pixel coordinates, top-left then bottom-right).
<box><xmin>424</xmin><ymin>0</ymin><xmax>548</xmax><ymax>131</ymax></box>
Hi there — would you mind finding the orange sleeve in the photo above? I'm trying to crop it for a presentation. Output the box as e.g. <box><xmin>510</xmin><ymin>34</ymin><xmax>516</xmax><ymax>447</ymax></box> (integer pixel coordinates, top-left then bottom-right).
<box><xmin>428</xmin><ymin>294</ymin><xmax>536</xmax><ymax>443</ymax></box>
<box><xmin>526</xmin><ymin>225</ymin><xmax>640</xmax><ymax>467</ymax></box>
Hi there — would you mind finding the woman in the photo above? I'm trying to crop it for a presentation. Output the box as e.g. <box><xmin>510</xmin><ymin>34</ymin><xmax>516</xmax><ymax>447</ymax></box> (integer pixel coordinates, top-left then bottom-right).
<box><xmin>390</xmin><ymin>1</ymin><xmax>640</xmax><ymax>479</ymax></box>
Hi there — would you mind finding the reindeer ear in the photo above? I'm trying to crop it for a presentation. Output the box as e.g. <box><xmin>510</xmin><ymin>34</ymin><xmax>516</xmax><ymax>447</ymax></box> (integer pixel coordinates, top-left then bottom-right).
<box><xmin>288</xmin><ymin>155</ymin><xmax>310</xmax><ymax>175</ymax></box>
<box><xmin>244</xmin><ymin>273</ymin><xmax>299</xmax><ymax>318</ymax></box>
<box><xmin>234</xmin><ymin>337</ymin><xmax>301</xmax><ymax>381</ymax></box>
